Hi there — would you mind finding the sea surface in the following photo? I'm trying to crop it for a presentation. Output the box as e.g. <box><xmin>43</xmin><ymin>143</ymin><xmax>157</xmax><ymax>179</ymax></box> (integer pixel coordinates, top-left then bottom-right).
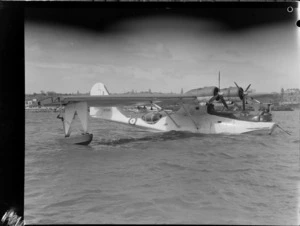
<box><xmin>25</xmin><ymin>110</ymin><xmax>300</xmax><ymax>224</ymax></box>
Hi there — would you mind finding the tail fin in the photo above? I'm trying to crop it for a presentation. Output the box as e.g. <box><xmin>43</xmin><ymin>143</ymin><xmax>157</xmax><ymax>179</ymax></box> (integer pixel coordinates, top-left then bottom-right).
<box><xmin>90</xmin><ymin>83</ymin><xmax>110</xmax><ymax>96</ymax></box>
<box><xmin>89</xmin><ymin>83</ymin><xmax>128</xmax><ymax>123</ymax></box>
<box><xmin>90</xmin><ymin>83</ymin><xmax>109</xmax><ymax>117</ymax></box>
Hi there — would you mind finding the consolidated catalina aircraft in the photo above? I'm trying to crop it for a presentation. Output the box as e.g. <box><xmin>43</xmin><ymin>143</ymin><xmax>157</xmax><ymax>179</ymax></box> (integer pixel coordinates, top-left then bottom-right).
<box><xmin>54</xmin><ymin>82</ymin><xmax>278</xmax><ymax>145</ymax></box>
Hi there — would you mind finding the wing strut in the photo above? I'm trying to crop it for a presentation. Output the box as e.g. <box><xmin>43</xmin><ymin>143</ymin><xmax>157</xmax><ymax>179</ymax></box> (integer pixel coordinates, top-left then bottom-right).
<box><xmin>63</xmin><ymin>103</ymin><xmax>76</xmax><ymax>137</ymax></box>
<box><xmin>180</xmin><ymin>102</ymin><xmax>199</xmax><ymax>130</ymax></box>
<box><xmin>58</xmin><ymin>101</ymin><xmax>93</xmax><ymax>145</ymax></box>
<box><xmin>151</xmin><ymin>102</ymin><xmax>180</xmax><ymax>128</ymax></box>
<box><xmin>163</xmin><ymin>110</ymin><xmax>180</xmax><ymax>128</ymax></box>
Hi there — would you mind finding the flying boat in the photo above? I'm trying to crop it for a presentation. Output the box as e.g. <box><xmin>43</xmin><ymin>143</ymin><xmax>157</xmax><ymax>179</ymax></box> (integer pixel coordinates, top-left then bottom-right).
<box><xmin>55</xmin><ymin>82</ymin><xmax>278</xmax><ymax>145</ymax></box>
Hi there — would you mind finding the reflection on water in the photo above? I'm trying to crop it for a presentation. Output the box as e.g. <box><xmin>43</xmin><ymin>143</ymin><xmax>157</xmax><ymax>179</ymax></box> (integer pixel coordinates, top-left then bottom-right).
<box><xmin>25</xmin><ymin>111</ymin><xmax>299</xmax><ymax>224</ymax></box>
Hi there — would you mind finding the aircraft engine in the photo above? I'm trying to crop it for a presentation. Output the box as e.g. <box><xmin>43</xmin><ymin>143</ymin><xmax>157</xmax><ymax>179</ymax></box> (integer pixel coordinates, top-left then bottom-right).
<box><xmin>185</xmin><ymin>86</ymin><xmax>219</xmax><ymax>97</ymax></box>
<box><xmin>220</xmin><ymin>87</ymin><xmax>243</xmax><ymax>100</ymax></box>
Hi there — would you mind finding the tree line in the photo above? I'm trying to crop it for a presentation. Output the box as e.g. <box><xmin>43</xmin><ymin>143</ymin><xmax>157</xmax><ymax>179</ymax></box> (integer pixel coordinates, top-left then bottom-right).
<box><xmin>29</xmin><ymin>90</ymin><xmax>90</xmax><ymax>96</ymax></box>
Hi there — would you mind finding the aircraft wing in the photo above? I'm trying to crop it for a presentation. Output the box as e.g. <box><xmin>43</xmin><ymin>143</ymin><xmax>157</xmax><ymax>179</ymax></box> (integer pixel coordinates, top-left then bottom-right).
<box><xmin>59</xmin><ymin>94</ymin><xmax>198</xmax><ymax>107</ymax></box>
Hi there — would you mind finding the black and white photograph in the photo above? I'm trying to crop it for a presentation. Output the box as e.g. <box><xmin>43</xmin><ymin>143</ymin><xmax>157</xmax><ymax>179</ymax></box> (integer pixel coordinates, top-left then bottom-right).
<box><xmin>25</xmin><ymin>4</ymin><xmax>299</xmax><ymax>224</ymax></box>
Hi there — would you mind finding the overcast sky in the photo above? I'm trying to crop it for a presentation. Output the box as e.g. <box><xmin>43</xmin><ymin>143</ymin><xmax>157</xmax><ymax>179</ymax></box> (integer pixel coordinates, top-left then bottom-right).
<box><xmin>25</xmin><ymin>8</ymin><xmax>299</xmax><ymax>94</ymax></box>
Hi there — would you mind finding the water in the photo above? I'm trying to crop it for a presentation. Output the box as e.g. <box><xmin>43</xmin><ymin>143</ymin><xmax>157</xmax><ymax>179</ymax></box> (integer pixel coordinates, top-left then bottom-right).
<box><xmin>25</xmin><ymin>110</ymin><xmax>300</xmax><ymax>224</ymax></box>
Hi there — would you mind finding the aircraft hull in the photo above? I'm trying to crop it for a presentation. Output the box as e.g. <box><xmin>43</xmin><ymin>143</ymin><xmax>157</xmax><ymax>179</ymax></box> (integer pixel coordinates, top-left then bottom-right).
<box><xmin>90</xmin><ymin>106</ymin><xmax>277</xmax><ymax>135</ymax></box>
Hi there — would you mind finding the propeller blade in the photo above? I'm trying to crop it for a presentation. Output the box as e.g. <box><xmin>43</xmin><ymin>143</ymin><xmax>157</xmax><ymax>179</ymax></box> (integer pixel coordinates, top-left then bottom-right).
<box><xmin>245</xmin><ymin>84</ymin><xmax>251</xmax><ymax>92</ymax></box>
<box><xmin>220</xmin><ymin>97</ymin><xmax>229</xmax><ymax>109</ymax></box>
<box><xmin>218</xmin><ymin>71</ymin><xmax>220</xmax><ymax>90</ymax></box>
<box><xmin>267</xmin><ymin>103</ymin><xmax>272</xmax><ymax>112</ymax></box>
<box><xmin>250</xmin><ymin>97</ymin><xmax>261</xmax><ymax>104</ymax></box>
<box><xmin>152</xmin><ymin>103</ymin><xmax>162</xmax><ymax>110</ymax></box>
<box><xmin>234</xmin><ymin>82</ymin><xmax>240</xmax><ymax>89</ymax></box>
<box><xmin>245</xmin><ymin>96</ymin><xmax>249</xmax><ymax>104</ymax></box>
<box><xmin>208</xmin><ymin>95</ymin><xmax>218</xmax><ymax>103</ymax></box>
<box><xmin>242</xmin><ymin>98</ymin><xmax>246</xmax><ymax>111</ymax></box>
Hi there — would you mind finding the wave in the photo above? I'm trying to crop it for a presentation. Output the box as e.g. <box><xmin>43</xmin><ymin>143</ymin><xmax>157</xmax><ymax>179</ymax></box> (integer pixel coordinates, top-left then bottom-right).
<box><xmin>222</xmin><ymin>168</ymin><xmax>252</xmax><ymax>173</ymax></box>
<box><xmin>157</xmin><ymin>162</ymin><xmax>187</xmax><ymax>171</ymax></box>
<box><xmin>152</xmin><ymin>196</ymin><xmax>198</xmax><ymax>209</ymax></box>
<box><xmin>218</xmin><ymin>152</ymin><xmax>235</xmax><ymax>159</ymax></box>
<box><xmin>44</xmin><ymin>196</ymin><xmax>88</xmax><ymax>209</ymax></box>
<box><xmin>94</xmin><ymin>131</ymin><xmax>208</xmax><ymax>146</ymax></box>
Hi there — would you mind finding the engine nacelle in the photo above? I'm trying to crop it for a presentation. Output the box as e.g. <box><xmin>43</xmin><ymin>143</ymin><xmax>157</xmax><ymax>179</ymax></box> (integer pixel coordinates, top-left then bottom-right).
<box><xmin>220</xmin><ymin>87</ymin><xmax>243</xmax><ymax>100</ymax></box>
<box><xmin>185</xmin><ymin>86</ymin><xmax>219</xmax><ymax>97</ymax></box>
<box><xmin>186</xmin><ymin>86</ymin><xmax>244</xmax><ymax>103</ymax></box>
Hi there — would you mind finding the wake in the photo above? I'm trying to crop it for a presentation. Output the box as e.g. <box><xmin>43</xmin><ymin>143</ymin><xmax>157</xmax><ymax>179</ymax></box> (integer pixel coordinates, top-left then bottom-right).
<box><xmin>94</xmin><ymin>131</ymin><xmax>208</xmax><ymax>146</ymax></box>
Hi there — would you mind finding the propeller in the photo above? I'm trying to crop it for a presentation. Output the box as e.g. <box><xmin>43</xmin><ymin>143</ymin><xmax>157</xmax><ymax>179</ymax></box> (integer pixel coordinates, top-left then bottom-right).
<box><xmin>234</xmin><ymin>82</ymin><xmax>251</xmax><ymax>111</ymax></box>
<box><xmin>208</xmin><ymin>91</ymin><xmax>229</xmax><ymax>109</ymax></box>
<box><xmin>207</xmin><ymin>72</ymin><xmax>228</xmax><ymax>109</ymax></box>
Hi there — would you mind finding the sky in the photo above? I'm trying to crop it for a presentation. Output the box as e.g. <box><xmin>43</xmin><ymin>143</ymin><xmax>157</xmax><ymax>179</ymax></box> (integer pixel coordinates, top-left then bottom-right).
<box><xmin>25</xmin><ymin>7</ymin><xmax>300</xmax><ymax>94</ymax></box>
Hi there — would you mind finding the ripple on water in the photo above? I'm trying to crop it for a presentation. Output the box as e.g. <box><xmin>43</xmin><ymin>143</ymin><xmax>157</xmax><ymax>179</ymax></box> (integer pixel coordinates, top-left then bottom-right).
<box><xmin>157</xmin><ymin>162</ymin><xmax>187</xmax><ymax>171</ymax></box>
<box><xmin>153</xmin><ymin>196</ymin><xmax>199</xmax><ymax>210</ymax></box>
<box><xmin>25</xmin><ymin>111</ymin><xmax>299</xmax><ymax>224</ymax></box>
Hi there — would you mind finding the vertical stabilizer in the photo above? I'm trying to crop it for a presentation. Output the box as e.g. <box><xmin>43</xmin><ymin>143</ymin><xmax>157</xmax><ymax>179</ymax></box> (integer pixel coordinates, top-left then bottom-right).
<box><xmin>90</xmin><ymin>83</ymin><xmax>109</xmax><ymax>117</ymax></box>
<box><xmin>89</xmin><ymin>83</ymin><xmax>127</xmax><ymax>122</ymax></box>
<box><xmin>90</xmin><ymin>83</ymin><xmax>110</xmax><ymax>96</ymax></box>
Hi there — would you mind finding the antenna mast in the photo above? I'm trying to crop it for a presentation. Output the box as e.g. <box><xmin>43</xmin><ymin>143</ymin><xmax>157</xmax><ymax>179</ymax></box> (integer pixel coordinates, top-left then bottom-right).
<box><xmin>218</xmin><ymin>71</ymin><xmax>220</xmax><ymax>90</ymax></box>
